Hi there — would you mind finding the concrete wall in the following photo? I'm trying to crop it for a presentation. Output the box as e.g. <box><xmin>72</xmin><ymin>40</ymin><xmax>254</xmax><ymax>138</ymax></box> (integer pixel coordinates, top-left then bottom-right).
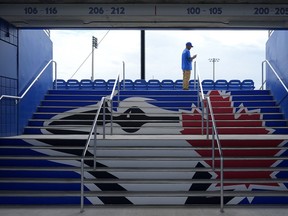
<box><xmin>266</xmin><ymin>30</ymin><xmax>288</xmax><ymax>119</ymax></box>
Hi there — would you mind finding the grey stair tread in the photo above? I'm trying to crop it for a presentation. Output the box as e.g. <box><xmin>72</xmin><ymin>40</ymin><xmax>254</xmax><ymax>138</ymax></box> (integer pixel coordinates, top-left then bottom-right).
<box><xmin>1</xmin><ymin>190</ymin><xmax>288</xmax><ymax>197</ymax></box>
<box><xmin>1</xmin><ymin>178</ymin><xmax>287</xmax><ymax>184</ymax></box>
<box><xmin>4</xmin><ymin>134</ymin><xmax>288</xmax><ymax>140</ymax></box>
<box><xmin>1</xmin><ymin>166</ymin><xmax>288</xmax><ymax>172</ymax></box>
<box><xmin>1</xmin><ymin>155</ymin><xmax>288</xmax><ymax>160</ymax></box>
<box><xmin>1</xmin><ymin>146</ymin><xmax>287</xmax><ymax>151</ymax></box>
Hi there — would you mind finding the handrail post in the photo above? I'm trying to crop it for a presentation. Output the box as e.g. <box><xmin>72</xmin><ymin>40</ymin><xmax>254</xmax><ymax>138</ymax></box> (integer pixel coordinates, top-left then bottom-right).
<box><xmin>53</xmin><ymin>60</ymin><xmax>58</xmax><ymax>90</ymax></box>
<box><xmin>194</xmin><ymin>61</ymin><xmax>197</xmax><ymax>90</ymax></box>
<box><xmin>261</xmin><ymin>60</ymin><xmax>266</xmax><ymax>90</ymax></box>
<box><xmin>80</xmin><ymin>158</ymin><xmax>84</xmax><ymax>213</ymax></box>
<box><xmin>94</xmin><ymin>123</ymin><xmax>97</xmax><ymax>170</ymax></box>
<box><xmin>201</xmin><ymin>99</ymin><xmax>204</xmax><ymax>135</ymax></box>
<box><xmin>220</xmin><ymin>157</ymin><xmax>224</xmax><ymax>213</ymax></box>
<box><xmin>122</xmin><ymin>61</ymin><xmax>126</xmax><ymax>90</ymax></box>
<box><xmin>206</xmin><ymin>99</ymin><xmax>209</xmax><ymax>139</ymax></box>
<box><xmin>212</xmin><ymin>116</ymin><xmax>215</xmax><ymax>170</ymax></box>
<box><xmin>110</xmin><ymin>99</ymin><xmax>113</xmax><ymax>135</ymax></box>
<box><xmin>103</xmin><ymin>98</ymin><xmax>106</xmax><ymax>139</ymax></box>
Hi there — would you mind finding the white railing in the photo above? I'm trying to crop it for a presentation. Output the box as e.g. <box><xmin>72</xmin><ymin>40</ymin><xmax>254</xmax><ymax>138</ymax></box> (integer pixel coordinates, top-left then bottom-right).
<box><xmin>80</xmin><ymin>72</ymin><xmax>121</xmax><ymax>212</ymax></box>
<box><xmin>261</xmin><ymin>60</ymin><xmax>288</xmax><ymax>105</ymax></box>
<box><xmin>0</xmin><ymin>60</ymin><xmax>57</xmax><ymax>102</ymax></box>
<box><xmin>194</xmin><ymin>61</ymin><xmax>224</xmax><ymax>212</ymax></box>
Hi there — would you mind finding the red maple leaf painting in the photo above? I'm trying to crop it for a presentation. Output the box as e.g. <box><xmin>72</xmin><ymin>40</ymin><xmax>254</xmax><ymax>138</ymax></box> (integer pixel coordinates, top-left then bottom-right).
<box><xmin>181</xmin><ymin>90</ymin><xmax>284</xmax><ymax>188</ymax></box>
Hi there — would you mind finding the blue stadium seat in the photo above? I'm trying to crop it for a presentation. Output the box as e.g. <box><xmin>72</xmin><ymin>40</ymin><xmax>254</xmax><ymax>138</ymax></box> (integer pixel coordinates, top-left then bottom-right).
<box><xmin>202</xmin><ymin>79</ymin><xmax>215</xmax><ymax>90</ymax></box>
<box><xmin>66</xmin><ymin>79</ymin><xmax>80</xmax><ymax>89</ymax></box>
<box><xmin>189</xmin><ymin>80</ymin><xmax>199</xmax><ymax>90</ymax></box>
<box><xmin>107</xmin><ymin>79</ymin><xmax>116</xmax><ymax>90</ymax></box>
<box><xmin>174</xmin><ymin>79</ymin><xmax>183</xmax><ymax>90</ymax></box>
<box><xmin>120</xmin><ymin>79</ymin><xmax>134</xmax><ymax>90</ymax></box>
<box><xmin>228</xmin><ymin>80</ymin><xmax>241</xmax><ymax>90</ymax></box>
<box><xmin>134</xmin><ymin>79</ymin><xmax>147</xmax><ymax>90</ymax></box>
<box><xmin>241</xmin><ymin>79</ymin><xmax>255</xmax><ymax>90</ymax></box>
<box><xmin>147</xmin><ymin>79</ymin><xmax>161</xmax><ymax>90</ymax></box>
<box><xmin>215</xmin><ymin>79</ymin><xmax>228</xmax><ymax>90</ymax></box>
<box><xmin>53</xmin><ymin>79</ymin><xmax>66</xmax><ymax>89</ymax></box>
<box><xmin>80</xmin><ymin>79</ymin><xmax>93</xmax><ymax>89</ymax></box>
<box><xmin>161</xmin><ymin>79</ymin><xmax>174</xmax><ymax>90</ymax></box>
<box><xmin>93</xmin><ymin>79</ymin><xmax>107</xmax><ymax>90</ymax></box>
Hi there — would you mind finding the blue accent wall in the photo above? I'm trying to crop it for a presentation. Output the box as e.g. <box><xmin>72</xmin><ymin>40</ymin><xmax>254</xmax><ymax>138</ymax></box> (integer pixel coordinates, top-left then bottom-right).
<box><xmin>0</xmin><ymin>18</ymin><xmax>52</xmax><ymax>137</ymax></box>
<box><xmin>266</xmin><ymin>31</ymin><xmax>288</xmax><ymax>119</ymax></box>
<box><xmin>0</xmin><ymin>19</ymin><xmax>18</xmax><ymax>136</ymax></box>
<box><xmin>18</xmin><ymin>30</ymin><xmax>53</xmax><ymax>134</ymax></box>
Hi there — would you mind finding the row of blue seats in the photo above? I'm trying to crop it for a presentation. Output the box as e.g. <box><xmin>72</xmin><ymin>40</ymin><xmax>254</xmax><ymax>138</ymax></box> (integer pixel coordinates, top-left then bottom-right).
<box><xmin>53</xmin><ymin>79</ymin><xmax>255</xmax><ymax>90</ymax></box>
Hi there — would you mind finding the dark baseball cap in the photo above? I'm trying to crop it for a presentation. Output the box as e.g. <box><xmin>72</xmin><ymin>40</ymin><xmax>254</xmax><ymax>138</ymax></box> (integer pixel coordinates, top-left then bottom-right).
<box><xmin>186</xmin><ymin>42</ymin><xmax>193</xmax><ymax>47</ymax></box>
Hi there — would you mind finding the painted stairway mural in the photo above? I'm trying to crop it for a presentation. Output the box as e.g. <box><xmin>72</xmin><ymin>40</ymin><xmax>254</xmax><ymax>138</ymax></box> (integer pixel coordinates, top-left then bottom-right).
<box><xmin>0</xmin><ymin>88</ymin><xmax>288</xmax><ymax>205</ymax></box>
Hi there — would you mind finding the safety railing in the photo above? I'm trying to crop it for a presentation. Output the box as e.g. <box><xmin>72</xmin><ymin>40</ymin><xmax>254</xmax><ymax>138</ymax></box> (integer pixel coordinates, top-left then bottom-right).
<box><xmin>194</xmin><ymin>61</ymin><xmax>224</xmax><ymax>212</ymax></box>
<box><xmin>261</xmin><ymin>60</ymin><xmax>288</xmax><ymax>105</ymax></box>
<box><xmin>80</xmin><ymin>72</ymin><xmax>120</xmax><ymax>212</ymax></box>
<box><xmin>0</xmin><ymin>60</ymin><xmax>57</xmax><ymax>102</ymax></box>
<box><xmin>206</xmin><ymin>96</ymin><xmax>224</xmax><ymax>213</ymax></box>
<box><xmin>194</xmin><ymin>62</ymin><xmax>205</xmax><ymax>135</ymax></box>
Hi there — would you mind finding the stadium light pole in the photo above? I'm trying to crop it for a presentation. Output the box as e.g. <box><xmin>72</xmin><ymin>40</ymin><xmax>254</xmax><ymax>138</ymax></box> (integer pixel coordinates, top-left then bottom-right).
<box><xmin>91</xmin><ymin>36</ymin><xmax>98</xmax><ymax>81</ymax></box>
<box><xmin>208</xmin><ymin>58</ymin><xmax>220</xmax><ymax>82</ymax></box>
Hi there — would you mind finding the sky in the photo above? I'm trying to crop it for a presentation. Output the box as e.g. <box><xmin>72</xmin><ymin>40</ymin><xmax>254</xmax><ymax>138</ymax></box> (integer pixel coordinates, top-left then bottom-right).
<box><xmin>51</xmin><ymin>29</ymin><xmax>268</xmax><ymax>88</ymax></box>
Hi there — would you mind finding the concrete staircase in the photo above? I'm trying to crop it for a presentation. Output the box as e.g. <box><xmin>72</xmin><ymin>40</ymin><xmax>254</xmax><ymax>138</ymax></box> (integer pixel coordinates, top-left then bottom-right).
<box><xmin>0</xmin><ymin>88</ymin><xmax>288</xmax><ymax>206</ymax></box>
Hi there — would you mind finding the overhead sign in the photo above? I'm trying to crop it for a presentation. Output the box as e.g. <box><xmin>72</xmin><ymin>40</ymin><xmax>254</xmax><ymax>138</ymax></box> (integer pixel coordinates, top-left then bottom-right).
<box><xmin>1</xmin><ymin>4</ymin><xmax>287</xmax><ymax>28</ymax></box>
<box><xmin>0</xmin><ymin>4</ymin><xmax>288</xmax><ymax>17</ymax></box>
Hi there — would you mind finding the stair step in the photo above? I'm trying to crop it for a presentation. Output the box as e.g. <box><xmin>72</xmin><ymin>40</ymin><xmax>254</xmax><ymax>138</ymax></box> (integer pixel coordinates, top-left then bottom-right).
<box><xmin>1</xmin><ymin>178</ymin><xmax>287</xmax><ymax>184</ymax></box>
<box><xmin>1</xmin><ymin>166</ymin><xmax>288</xmax><ymax>172</ymax></box>
<box><xmin>1</xmin><ymin>190</ymin><xmax>287</xmax><ymax>197</ymax></box>
<box><xmin>1</xmin><ymin>145</ymin><xmax>287</xmax><ymax>151</ymax></box>
<box><xmin>1</xmin><ymin>155</ymin><xmax>288</xmax><ymax>160</ymax></box>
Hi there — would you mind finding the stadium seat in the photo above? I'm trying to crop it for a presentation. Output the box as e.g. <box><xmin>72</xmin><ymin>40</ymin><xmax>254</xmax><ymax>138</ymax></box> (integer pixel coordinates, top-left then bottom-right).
<box><xmin>202</xmin><ymin>79</ymin><xmax>215</xmax><ymax>90</ymax></box>
<box><xmin>189</xmin><ymin>79</ymin><xmax>199</xmax><ymax>90</ymax></box>
<box><xmin>215</xmin><ymin>79</ymin><xmax>228</xmax><ymax>90</ymax></box>
<box><xmin>147</xmin><ymin>79</ymin><xmax>161</xmax><ymax>90</ymax></box>
<box><xmin>66</xmin><ymin>79</ymin><xmax>80</xmax><ymax>89</ymax></box>
<box><xmin>161</xmin><ymin>79</ymin><xmax>174</xmax><ymax>90</ymax></box>
<box><xmin>93</xmin><ymin>79</ymin><xmax>107</xmax><ymax>90</ymax></box>
<box><xmin>134</xmin><ymin>79</ymin><xmax>147</xmax><ymax>90</ymax></box>
<box><xmin>174</xmin><ymin>79</ymin><xmax>183</xmax><ymax>90</ymax></box>
<box><xmin>53</xmin><ymin>79</ymin><xmax>66</xmax><ymax>89</ymax></box>
<box><xmin>228</xmin><ymin>79</ymin><xmax>242</xmax><ymax>90</ymax></box>
<box><xmin>120</xmin><ymin>79</ymin><xmax>134</xmax><ymax>90</ymax></box>
<box><xmin>241</xmin><ymin>79</ymin><xmax>255</xmax><ymax>90</ymax></box>
<box><xmin>107</xmin><ymin>79</ymin><xmax>116</xmax><ymax>90</ymax></box>
<box><xmin>80</xmin><ymin>79</ymin><xmax>93</xmax><ymax>89</ymax></box>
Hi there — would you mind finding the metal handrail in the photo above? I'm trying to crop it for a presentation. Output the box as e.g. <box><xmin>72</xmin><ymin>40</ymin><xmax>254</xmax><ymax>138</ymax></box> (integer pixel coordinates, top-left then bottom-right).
<box><xmin>80</xmin><ymin>72</ymin><xmax>121</xmax><ymax>212</ymax></box>
<box><xmin>206</xmin><ymin>96</ymin><xmax>224</xmax><ymax>213</ymax></box>
<box><xmin>261</xmin><ymin>60</ymin><xmax>288</xmax><ymax>105</ymax></box>
<box><xmin>194</xmin><ymin>62</ymin><xmax>224</xmax><ymax>212</ymax></box>
<box><xmin>194</xmin><ymin>61</ymin><xmax>205</xmax><ymax>135</ymax></box>
<box><xmin>0</xmin><ymin>60</ymin><xmax>57</xmax><ymax>101</ymax></box>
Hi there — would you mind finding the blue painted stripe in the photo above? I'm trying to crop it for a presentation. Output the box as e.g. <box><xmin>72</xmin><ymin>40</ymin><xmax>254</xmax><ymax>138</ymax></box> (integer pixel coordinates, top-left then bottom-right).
<box><xmin>0</xmin><ymin>170</ymin><xmax>79</xmax><ymax>179</ymax></box>
<box><xmin>0</xmin><ymin>183</ymin><xmax>81</xmax><ymax>191</ymax></box>
<box><xmin>0</xmin><ymin>197</ymin><xmax>89</xmax><ymax>205</ymax></box>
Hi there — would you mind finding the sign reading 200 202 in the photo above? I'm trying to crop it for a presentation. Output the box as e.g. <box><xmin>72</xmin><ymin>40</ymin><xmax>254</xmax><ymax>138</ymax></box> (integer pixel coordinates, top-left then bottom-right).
<box><xmin>0</xmin><ymin>4</ymin><xmax>288</xmax><ymax>17</ymax></box>
<box><xmin>157</xmin><ymin>4</ymin><xmax>288</xmax><ymax>16</ymax></box>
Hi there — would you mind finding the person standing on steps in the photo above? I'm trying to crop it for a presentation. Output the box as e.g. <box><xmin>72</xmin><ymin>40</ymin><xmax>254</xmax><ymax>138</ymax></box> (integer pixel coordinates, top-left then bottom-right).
<box><xmin>181</xmin><ymin>42</ymin><xmax>197</xmax><ymax>90</ymax></box>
